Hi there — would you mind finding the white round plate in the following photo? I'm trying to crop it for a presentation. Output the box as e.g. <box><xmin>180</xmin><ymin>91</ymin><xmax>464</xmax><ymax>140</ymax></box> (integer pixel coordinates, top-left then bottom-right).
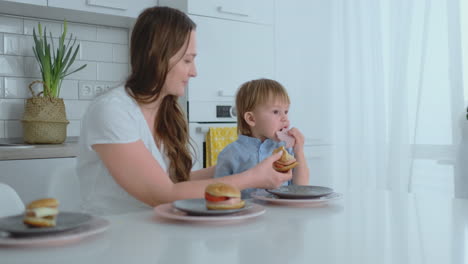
<box><xmin>154</xmin><ymin>203</ymin><xmax>265</xmax><ymax>222</ymax></box>
<box><xmin>0</xmin><ymin>216</ymin><xmax>109</xmax><ymax>247</ymax></box>
<box><xmin>252</xmin><ymin>190</ymin><xmax>342</xmax><ymax>205</ymax></box>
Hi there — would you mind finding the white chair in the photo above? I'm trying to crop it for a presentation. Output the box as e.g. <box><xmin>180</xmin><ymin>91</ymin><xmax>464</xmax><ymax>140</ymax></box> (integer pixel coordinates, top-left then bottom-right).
<box><xmin>0</xmin><ymin>183</ymin><xmax>25</xmax><ymax>217</ymax></box>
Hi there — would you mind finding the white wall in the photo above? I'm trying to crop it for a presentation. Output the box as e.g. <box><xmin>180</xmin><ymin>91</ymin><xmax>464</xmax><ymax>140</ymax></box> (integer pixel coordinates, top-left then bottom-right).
<box><xmin>0</xmin><ymin>14</ymin><xmax>129</xmax><ymax>138</ymax></box>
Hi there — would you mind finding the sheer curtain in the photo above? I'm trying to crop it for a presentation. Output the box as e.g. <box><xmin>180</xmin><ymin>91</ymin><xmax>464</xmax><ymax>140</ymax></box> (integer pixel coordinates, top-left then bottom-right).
<box><xmin>329</xmin><ymin>0</ymin><xmax>464</xmax><ymax>195</ymax></box>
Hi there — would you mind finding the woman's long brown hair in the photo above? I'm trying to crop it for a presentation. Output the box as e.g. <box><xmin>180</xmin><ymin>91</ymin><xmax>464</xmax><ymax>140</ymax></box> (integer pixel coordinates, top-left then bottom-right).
<box><xmin>125</xmin><ymin>7</ymin><xmax>196</xmax><ymax>183</ymax></box>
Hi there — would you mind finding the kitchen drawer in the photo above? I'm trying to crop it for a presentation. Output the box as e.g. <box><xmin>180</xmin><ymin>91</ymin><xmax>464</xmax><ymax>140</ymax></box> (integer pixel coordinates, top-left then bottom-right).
<box><xmin>159</xmin><ymin>0</ymin><xmax>273</xmax><ymax>25</ymax></box>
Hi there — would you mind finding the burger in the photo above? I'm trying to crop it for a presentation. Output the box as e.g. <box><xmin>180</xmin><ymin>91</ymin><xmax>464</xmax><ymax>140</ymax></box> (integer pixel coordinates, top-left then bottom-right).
<box><xmin>204</xmin><ymin>182</ymin><xmax>245</xmax><ymax>210</ymax></box>
<box><xmin>23</xmin><ymin>198</ymin><xmax>59</xmax><ymax>227</ymax></box>
<box><xmin>272</xmin><ymin>146</ymin><xmax>299</xmax><ymax>172</ymax></box>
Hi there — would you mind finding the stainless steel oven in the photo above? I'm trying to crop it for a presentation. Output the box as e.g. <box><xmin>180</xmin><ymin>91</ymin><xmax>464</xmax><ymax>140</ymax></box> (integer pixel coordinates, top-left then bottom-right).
<box><xmin>187</xmin><ymin>101</ymin><xmax>237</xmax><ymax>170</ymax></box>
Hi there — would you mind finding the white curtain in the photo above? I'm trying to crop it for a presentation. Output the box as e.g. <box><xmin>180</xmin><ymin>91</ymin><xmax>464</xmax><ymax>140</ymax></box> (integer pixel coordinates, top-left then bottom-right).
<box><xmin>330</xmin><ymin>0</ymin><xmax>464</xmax><ymax>195</ymax></box>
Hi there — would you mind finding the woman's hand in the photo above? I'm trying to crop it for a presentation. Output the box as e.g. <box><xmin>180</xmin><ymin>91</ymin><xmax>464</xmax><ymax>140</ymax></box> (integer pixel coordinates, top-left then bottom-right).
<box><xmin>288</xmin><ymin>127</ymin><xmax>305</xmax><ymax>154</ymax></box>
<box><xmin>250</xmin><ymin>150</ymin><xmax>293</xmax><ymax>189</ymax></box>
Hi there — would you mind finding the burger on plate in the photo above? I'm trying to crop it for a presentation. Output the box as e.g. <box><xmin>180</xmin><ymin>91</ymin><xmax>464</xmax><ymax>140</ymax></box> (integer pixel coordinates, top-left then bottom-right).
<box><xmin>23</xmin><ymin>198</ymin><xmax>59</xmax><ymax>227</ymax></box>
<box><xmin>204</xmin><ymin>182</ymin><xmax>245</xmax><ymax>210</ymax></box>
<box><xmin>272</xmin><ymin>146</ymin><xmax>299</xmax><ymax>172</ymax></box>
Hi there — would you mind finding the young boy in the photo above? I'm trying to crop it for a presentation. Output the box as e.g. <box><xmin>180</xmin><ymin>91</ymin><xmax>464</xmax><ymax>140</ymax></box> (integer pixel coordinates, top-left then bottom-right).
<box><xmin>214</xmin><ymin>78</ymin><xmax>309</xmax><ymax>198</ymax></box>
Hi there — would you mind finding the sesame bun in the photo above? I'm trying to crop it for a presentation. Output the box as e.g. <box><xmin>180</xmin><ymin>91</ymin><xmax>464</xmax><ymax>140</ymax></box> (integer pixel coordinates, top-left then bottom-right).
<box><xmin>26</xmin><ymin>198</ymin><xmax>59</xmax><ymax>209</ymax></box>
<box><xmin>273</xmin><ymin>146</ymin><xmax>299</xmax><ymax>172</ymax></box>
<box><xmin>205</xmin><ymin>182</ymin><xmax>241</xmax><ymax>198</ymax></box>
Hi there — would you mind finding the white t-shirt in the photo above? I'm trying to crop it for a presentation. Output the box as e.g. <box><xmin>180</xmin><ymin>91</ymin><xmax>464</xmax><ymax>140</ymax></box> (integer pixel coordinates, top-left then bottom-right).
<box><xmin>77</xmin><ymin>86</ymin><xmax>168</xmax><ymax>215</ymax></box>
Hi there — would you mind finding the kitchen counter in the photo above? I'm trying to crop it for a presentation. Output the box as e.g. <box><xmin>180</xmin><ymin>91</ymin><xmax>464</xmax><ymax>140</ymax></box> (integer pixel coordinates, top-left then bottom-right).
<box><xmin>0</xmin><ymin>189</ymin><xmax>465</xmax><ymax>264</ymax></box>
<box><xmin>0</xmin><ymin>137</ymin><xmax>79</xmax><ymax>160</ymax></box>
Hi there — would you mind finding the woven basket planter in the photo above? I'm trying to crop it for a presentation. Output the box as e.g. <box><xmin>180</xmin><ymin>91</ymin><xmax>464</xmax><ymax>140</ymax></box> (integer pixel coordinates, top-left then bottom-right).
<box><xmin>22</xmin><ymin>96</ymin><xmax>69</xmax><ymax>144</ymax></box>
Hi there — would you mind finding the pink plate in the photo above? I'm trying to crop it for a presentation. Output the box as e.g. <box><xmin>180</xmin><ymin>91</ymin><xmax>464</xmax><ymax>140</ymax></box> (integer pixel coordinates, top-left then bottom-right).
<box><xmin>252</xmin><ymin>190</ymin><xmax>342</xmax><ymax>205</ymax></box>
<box><xmin>0</xmin><ymin>216</ymin><xmax>109</xmax><ymax>247</ymax></box>
<box><xmin>154</xmin><ymin>203</ymin><xmax>265</xmax><ymax>222</ymax></box>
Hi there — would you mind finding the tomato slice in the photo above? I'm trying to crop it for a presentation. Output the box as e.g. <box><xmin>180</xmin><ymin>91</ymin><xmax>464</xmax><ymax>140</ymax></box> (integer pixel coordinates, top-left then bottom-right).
<box><xmin>205</xmin><ymin>192</ymin><xmax>229</xmax><ymax>202</ymax></box>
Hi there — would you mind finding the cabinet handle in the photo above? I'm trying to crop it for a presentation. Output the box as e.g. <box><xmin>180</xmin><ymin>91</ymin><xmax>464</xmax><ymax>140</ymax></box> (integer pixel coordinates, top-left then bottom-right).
<box><xmin>218</xmin><ymin>90</ymin><xmax>235</xmax><ymax>97</ymax></box>
<box><xmin>86</xmin><ymin>0</ymin><xmax>127</xmax><ymax>10</ymax></box>
<box><xmin>217</xmin><ymin>6</ymin><xmax>249</xmax><ymax>17</ymax></box>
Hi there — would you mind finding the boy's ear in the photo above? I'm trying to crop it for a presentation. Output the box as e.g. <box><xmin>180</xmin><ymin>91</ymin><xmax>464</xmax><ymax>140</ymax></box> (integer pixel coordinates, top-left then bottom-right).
<box><xmin>244</xmin><ymin>111</ymin><xmax>255</xmax><ymax>127</ymax></box>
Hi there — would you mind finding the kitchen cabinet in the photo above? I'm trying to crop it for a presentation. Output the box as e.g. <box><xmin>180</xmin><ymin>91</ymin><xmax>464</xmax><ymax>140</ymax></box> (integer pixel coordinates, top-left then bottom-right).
<box><xmin>160</xmin><ymin>0</ymin><xmax>275</xmax><ymax>105</ymax></box>
<box><xmin>48</xmin><ymin>0</ymin><xmax>155</xmax><ymax>18</ymax></box>
<box><xmin>0</xmin><ymin>157</ymin><xmax>80</xmax><ymax>210</ymax></box>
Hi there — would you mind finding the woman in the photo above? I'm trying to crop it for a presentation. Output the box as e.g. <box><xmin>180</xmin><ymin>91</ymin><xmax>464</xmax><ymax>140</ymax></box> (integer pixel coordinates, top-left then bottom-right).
<box><xmin>77</xmin><ymin>6</ymin><xmax>291</xmax><ymax>215</ymax></box>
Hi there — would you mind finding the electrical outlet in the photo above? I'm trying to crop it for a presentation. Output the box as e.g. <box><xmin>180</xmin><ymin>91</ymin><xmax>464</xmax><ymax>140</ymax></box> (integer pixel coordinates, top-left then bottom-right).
<box><xmin>94</xmin><ymin>85</ymin><xmax>105</xmax><ymax>96</ymax></box>
<box><xmin>79</xmin><ymin>83</ymin><xmax>95</xmax><ymax>99</ymax></box>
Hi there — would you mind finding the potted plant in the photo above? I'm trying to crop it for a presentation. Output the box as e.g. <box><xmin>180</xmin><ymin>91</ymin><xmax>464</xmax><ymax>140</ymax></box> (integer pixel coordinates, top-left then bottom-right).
<box><xmin>22</xmin><ymin>20</ymin><xmax>86</xmax><ymax>144</ymax></box>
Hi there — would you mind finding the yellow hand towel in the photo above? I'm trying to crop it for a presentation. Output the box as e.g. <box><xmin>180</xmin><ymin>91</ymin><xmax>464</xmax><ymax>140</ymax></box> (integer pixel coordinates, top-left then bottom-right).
<box><xmin>206</xmin><ymin>127</ymin><xmax>238</xmax><ymax>167</ymax></box>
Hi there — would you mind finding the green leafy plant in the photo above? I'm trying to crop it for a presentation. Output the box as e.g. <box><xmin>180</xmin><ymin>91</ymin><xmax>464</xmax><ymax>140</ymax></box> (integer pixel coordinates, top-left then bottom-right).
<box><xmin>32</xmin><ymin>20</ymin><xmax>86</xmax><ymax>98</ymax></box>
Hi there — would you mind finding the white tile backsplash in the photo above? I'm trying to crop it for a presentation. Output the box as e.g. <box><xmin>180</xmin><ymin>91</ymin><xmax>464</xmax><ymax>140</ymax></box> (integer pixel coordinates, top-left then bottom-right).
<box><xmin>0</xmin><ymin>33</ymin><xmax>4</xmax><ymax>55</ymax></box>
<box><xmin>97</xmin><ymin>26</ymin><xmax>128</xmax><ymax>44</ymax></box>
<box><xmin>0</xmin><ymin>99</ymin><xmax>24</xmax><ymax>119</ymax></box>
<box><xmin>0</xmin><ymin>14</ymin><xmax>129</xmax><ymax>138</ymax></box>
<box><xmin>0</xmin><ymin>120</ymin><xmax>4</xmax><ymax>138</ymax></box>
<box><xmin>24</xmin><ymin>19</ymin><xmax>62</xmax><ymax>38</ymax></box>
<box><xmin>80</xmin><ymin>41</ymin><xmax>113</xmax><ymax>62</ymax></box>
<box><xmin>0</xmin><ymin>16</ymin><xmax>23</xmax><ymax>34</ymax></box>
<box><xmin>97</xmin><ymin>62</ymin><xmax>128</xmax><ymax>82</ymax></box>
<box><xmin>0</xmin><ymin>77</ymin><xmax>4</xmax><ymax>98</ymax></box>
<box><xmin>113</xmin><ymin>44</ymin><xmax>129</xmax><ymax>63</ymax></box>
<box><xmin>5</xmin><ymin>120</ymin><xmax>22</xmax><ymax>138</ymax></box>
<box><xmin>0</xmin><ymin>55</ymin><xmax>24</xmax><ymax>76</ymax></box>
<box><xmin>68</xmin><ymin>23</ymin><xmax>97</xmax><ymax>42</ymax></box>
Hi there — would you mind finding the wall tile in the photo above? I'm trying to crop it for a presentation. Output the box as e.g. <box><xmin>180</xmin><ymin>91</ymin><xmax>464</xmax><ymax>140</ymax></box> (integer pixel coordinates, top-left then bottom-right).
<box><xmin>68</xmin><ymin>23</ymin><xmax>97</xmax><ymax>41</ymax></box>
<box><xmin>97</xmin><ymin>26</ymin><xmax>128</xmax><ymax>44</ymax></box>
<box><xmin>0</xmin><ymin>77</ymin><xmax>4</xmax><ymax>98</ymax></box>
<box><xmin>0</xmin><ymin>99</ymin><xmax>24</xmax><ymax>119</ymax></box>
<box><xmin>5</xmin><ymin>120</ymin><xmax>22</xmax><ymax>138</ymax></box>
<box><xmin>24</xmin><ymin>19</ymin><xmax>62</xmax><ymax>38</ymax></box>
<box><xmin>0</xmin><ymin>33</ymin><xmax>4</xmax><ymax>55</ymax></box>
<box><xmin>0</xmin><ymin>120</ymin><xmax>5</xmax><ymax>138</ymax></box>
<box><xmin>97</xmin><ymin>63</ymin><xmax>128</xmax><ymax>82</ymax></box>
<box><xmin>5</xmin><ymin>77</ymin><xmax>35</xmax><ymax>98</ymax></box>
<box><xmin>67</xmin><ymin>120</ymin><xmax>81</xmax><ymax>137</ymax></box>
<box><xmin>23</xmin><ymin>56</ymin><xmax>41</xmax><ymax>78</ymax></box>
<box><xmin>64</xmin><ymin>60</ymin><xmax>97</xmax><ymax>81</ymax></box>
<box><xmin>64</xmin><ymin>100</ymin><xmax>91</xmax><ymax>120</ymax></box>
<box><xmin>113</xmin><ymin>44</ymin><xmax>129</xmax><ymax>63</ymax></box>
<box><xmin>0</xmin><ymin>16</ymin><xmax>23</xmax><ymax>34</ymax></box>
<box><xmin>0</xmin><ymin>55</ymin><xmax>24</xmax><ymax>77</ymax></box>
<box><xmin>80</xmin><ymin>41</ymin><xmax>113</xmax><ymax>62</ymax></box>
<box><xmin>59</xmin><ymin>80</ymin><xmax>79</xmax><ymax>100</ymax></box>
<box><xmin>4</xmin><ymin>34</ymin><xmax>32</xmax><ymax>56</ymax></box>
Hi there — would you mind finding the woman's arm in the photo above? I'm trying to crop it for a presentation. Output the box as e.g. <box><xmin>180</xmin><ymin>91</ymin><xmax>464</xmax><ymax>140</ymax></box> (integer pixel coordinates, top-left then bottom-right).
<box><xmin>94</xmin><ymin>141</ymin><xmax>291</xmax><ymax>206</ymax></box>
<box><xmin>190</xmin><ymin>166</ymin><xmax>215</xmax><ymax>180</ymax></box>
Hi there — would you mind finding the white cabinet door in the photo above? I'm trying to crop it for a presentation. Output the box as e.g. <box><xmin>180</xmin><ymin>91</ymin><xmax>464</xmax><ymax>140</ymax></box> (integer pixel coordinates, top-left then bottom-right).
<box><xmin>159</xmin><ymin>0</ymin><xmax>273</xmax><ymax>25</ymax></box>
<box><xmin>48</xmin><ymin>0</ymin><xmax>155</xmax><ymax>18</ymax></box>
<box><xmin>188</xmin><ymin>15</ymin><xmax>274</xmax><ymax>103</ymax></box>
<box><xmin>0</xmin><ymin>158</ymin><xmax>80</xmax><ymax>209</ymax></box>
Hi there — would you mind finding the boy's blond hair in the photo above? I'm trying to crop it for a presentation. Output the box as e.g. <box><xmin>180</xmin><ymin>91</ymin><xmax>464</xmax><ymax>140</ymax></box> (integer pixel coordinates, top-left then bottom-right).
<box><xmin>235</xmin><ymin>78</ymin><xmax>290</xmax><ymax>136</ymax></box>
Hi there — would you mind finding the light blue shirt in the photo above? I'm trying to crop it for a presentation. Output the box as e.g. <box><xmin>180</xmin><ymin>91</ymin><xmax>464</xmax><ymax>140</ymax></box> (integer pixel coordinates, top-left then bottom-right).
<box><xmin>214</xmin><ymin>135</ymin><xmax>292</xmax><ymax>198</ymax></box>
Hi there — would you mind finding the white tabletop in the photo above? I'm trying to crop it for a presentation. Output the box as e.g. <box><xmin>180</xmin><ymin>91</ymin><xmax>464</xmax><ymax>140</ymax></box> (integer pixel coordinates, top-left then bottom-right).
<box><xmin>1</xmin><ymin>189</ymin><xmax>466</xmax><ymax>264</ymax></box>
